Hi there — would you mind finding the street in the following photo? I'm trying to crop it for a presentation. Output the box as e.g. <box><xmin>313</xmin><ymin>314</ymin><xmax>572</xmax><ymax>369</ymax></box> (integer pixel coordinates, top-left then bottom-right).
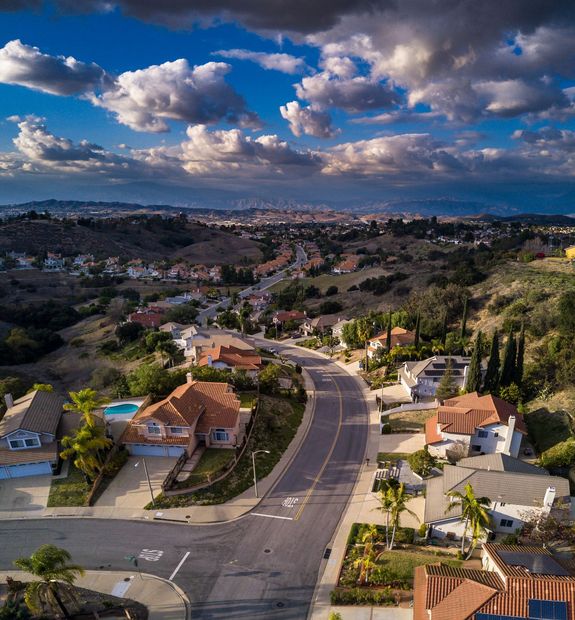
<box><xmin>0</xmin><ymin>344</ymin><xmax>368</xmax><ymax>619</ymax></box>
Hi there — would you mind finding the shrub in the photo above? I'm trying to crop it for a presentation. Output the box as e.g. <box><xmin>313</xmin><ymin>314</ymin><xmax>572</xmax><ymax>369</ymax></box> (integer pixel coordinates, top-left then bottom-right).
<box><xmin>540</xmin><ymin>438</ymin><xmax>575</xmax><ymax>469</ymax></box>
<box><xmin>418</xmin><ymin>523</ymin><xmax>428</xmax><ymax>538</ymax></box>
<box><xmin>70</xmin><ymin>337</ymin><xmax>85</xmax><ymax>347</ymax></box>
<box><xmin>325</xmin><ymin>285</ymin><xmax>339</xmax><ymax>296</ymax></box>
<box><xmin>381</xmin><ymin>423</ymin><xmax>392</xmax><ymax>435</ymax></box>
<box><xmin>408</xmin><ymin>448</ymin><xmax>437</xmax><ymax>477</ymax></box>
<box><xmin>330</xmin><ymin>587</ymin><xmax>395</xmax><ymax>606</ymax></box>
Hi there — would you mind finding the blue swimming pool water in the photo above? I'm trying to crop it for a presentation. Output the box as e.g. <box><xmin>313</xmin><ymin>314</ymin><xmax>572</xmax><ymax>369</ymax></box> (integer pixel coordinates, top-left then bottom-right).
<box><xmin>104</xmin><ymin>403</ymin><xmax>139</xmax><ymax>415</ymax></box>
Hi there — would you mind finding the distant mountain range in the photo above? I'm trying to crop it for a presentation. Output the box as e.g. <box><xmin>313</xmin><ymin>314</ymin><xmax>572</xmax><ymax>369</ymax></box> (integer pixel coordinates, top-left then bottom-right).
<box><xmin>0</xmin><ymin>198</ymin><xmax>574</xmax><ymax>224</ymax></box>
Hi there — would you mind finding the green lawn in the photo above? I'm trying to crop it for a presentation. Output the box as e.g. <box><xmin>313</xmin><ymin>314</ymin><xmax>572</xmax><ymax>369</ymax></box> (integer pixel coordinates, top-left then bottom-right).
<box><xmin>239</xmin><ymin>392</ymin><xmax>257</xmax><ymax>409</ymax></box>
<box><xmin>178</xmin><ymin>449</ymin><xmax>235</xmax><ymax>487</ymax></box>
<box><xmin>151</xmin><ymin>395</ymin><xmax>305</xmax><ymax>507</ymax></box>
<box><xmin>377</xmin><ymin>452</ymin><xmax>410</xmax><ymax>463</ymax></box>
<box><xmin>525</xmin><ymin>407</ymin><xmax>573</xmax><ymax>453</ymax></box>
<box><xmin>47</xmin><ymin>465</ymin><xmax>90</xmax><ymax>507</ymax></box>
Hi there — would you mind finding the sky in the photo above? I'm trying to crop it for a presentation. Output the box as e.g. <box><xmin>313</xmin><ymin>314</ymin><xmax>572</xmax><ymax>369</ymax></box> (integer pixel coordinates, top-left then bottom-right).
<box><xmin>0</xmin><ymin>1</ymin><xmax>575</xmax><ymax>212</ymax></box>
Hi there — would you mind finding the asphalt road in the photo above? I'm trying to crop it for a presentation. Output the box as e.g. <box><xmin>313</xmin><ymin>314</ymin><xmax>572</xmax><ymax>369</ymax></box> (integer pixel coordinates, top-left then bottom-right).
<box><xmin>0</xmin><ymin>345</ymin><xmax>368</xmax><ymax>619</ymax></box>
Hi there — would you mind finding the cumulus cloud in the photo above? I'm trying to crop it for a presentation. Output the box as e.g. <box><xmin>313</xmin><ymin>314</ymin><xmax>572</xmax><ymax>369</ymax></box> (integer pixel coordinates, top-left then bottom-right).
<box><xmin>213</xmin><ymin>49</ymin><xmax>306</xmax><ymax>74</ymax></box>
<box><xmin>90</xmin><ymin>59</ymin><xmax>259</xmax><ymax>133</ymax></box>
<box><xmin>279</xmin><ymin>101</ymin><xmax>337</xmax><ymax>138</ymax></box>
<box><xmin>0</xmin><ymin>39</ymin><xmax>108</xmax><ymax>95</ymax></box>
<box><xmin>295</xmin><ymin>70</ymin><xmax>399</xmax><ymax>113</ymax></box>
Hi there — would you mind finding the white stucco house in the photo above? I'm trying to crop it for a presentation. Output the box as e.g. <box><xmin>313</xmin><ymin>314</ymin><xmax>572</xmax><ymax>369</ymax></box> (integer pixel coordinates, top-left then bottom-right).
<box><xmin>424</xmin><ymin>454</ymin><xmax>570</xmax><ymax>541</ymax></box>
<box><xmin>398</xmin><ymin>355</ymin><xmax>473</xmax><ymax>399</ymax></box>
<box><xmin>425</xmin><ymin>392</ymin><xmax>526</xmax><ymax>459</ymax></box>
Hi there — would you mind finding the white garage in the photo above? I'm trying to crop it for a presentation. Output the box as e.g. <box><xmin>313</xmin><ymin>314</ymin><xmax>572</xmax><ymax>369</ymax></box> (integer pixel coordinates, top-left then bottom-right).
<box><xmin>0</xmin><ymin>460</ymin><xmax>53</xmax><ymax>480</ymax></box>
<box><xmin>127</xmin><ymin>444</ymin><xmax>186</xmax><ymax>457</ymax></box>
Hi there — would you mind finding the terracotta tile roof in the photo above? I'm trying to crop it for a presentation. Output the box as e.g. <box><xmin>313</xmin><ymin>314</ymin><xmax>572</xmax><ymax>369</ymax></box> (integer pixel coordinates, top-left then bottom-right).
<box><xmin>435</xmin><ymin>392</ymin><xmax>527</xmax><ymax>437</ymax></box>
<box><xmin>432</xmin><ymin>578</ymin><xmax>499</xmax><ymax>620</ymax></box>
<box><xmin>425</xmin><ymin>414</ymin><xmax>444</xmax><ymax>444</ymax></box>
<box><xmin>197</xmin><ymin>345</ymin><xmax>262</xmax><ymax>370</ymax></box>
<box><xmin>119</xmin><ymin>426</ymin><xmax>190</xmax><ymax>446</ymax></box>
<box><xmin>191</xmin><ymin>382</ymin><xmax>240</xmax><ymax>434</ymax></box>
<box><xmin>0</xmin><ymin>442</ymin><xmax>58</xmax><ymax>466</ymax></box>
<box><xmin>128</xmin><ymin>312</ymin><xmax>165</xmax><ymax>328</ymax></box>
<box><xmin>274</xmin><ymin>310</ymin><xmax>306</xmax><ymax>322</ymax></box>
<box><xmin>136</xmin><ymin>383</ymin><xmax>205</xmax><ymax>427</ymax></box>
<box><xmin>0</xmin><ymin>390</ymin><xmax>65</xmax><ymax>438</ymax></box>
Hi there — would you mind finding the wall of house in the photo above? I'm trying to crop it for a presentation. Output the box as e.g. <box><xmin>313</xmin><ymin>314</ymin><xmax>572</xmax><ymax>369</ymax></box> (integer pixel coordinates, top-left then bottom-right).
<box><xmin>489</xmin><ymin>502</ymin><xmax>534</xmax><ymax>533</ymax></box>
<box><xmin>509</xmin><ymin>431</ymin><xmax>522</xmax><ymax>458</ymax></box>
<box><xmin>468</xmin><ymin>424</ymin><xmax>508</xmax><ymax>455</ymax></box>
<box><xmin>1</xmin><ymin>430</ymin><xmax>50</xmax><ymax>450</ymax></box>
<box><xmin>428</xmin><ymin>432</ymin><xmax>471</xmax><ymax>458</ymax></box>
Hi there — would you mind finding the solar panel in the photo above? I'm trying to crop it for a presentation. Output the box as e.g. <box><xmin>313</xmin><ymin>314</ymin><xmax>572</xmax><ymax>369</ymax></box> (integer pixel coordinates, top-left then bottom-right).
<box><xmin>529</xmin><ymin>599</ymin><xmax>568</xmax><ymax>620</ymax></box>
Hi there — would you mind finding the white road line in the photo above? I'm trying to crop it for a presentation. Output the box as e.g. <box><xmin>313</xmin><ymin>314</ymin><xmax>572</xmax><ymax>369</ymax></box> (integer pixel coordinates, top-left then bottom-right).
<box><xmin>251</xmin><ymin>512</ymin><xmax>294</xmax><ymax>521</ymax></box>
<box><xmin>169</xmin><ymin>551</ymin><xmax>190</xmax><ymax>581</ymax></box>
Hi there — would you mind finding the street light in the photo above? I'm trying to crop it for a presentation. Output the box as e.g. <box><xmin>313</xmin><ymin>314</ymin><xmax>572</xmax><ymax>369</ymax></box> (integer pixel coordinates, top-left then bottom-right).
<box><xmin>252</xmin><ymin>449</ymin><xmax>270</xmax><ymax>498</ymax></box>
<box><xmin>135</xmin><ymin>458</ymin><xmax>155</xmax><ymax>508</ymax></box>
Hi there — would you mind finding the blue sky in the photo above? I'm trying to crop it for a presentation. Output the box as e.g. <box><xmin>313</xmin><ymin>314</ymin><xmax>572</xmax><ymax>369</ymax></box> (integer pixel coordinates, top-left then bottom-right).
<box><xmin>0</xmin><ymin>1</ymin><xmax>574</xmax><ymax>212</ymax></box>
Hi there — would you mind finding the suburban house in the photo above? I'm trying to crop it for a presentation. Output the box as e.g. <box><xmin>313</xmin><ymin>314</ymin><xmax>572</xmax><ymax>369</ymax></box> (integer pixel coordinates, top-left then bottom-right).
<box><xmin>120</xmin><ymin>377</ymin><xmax>241</xmax><ymax>457</ymax></box>
<box><xmin>300</xmin><ymin>314</ymin><xmax>347</xmax><ymax>337</ymax></box>
<box><xmin>332</xmin><ymin>319</ymin><xmax>353</xmax><ymax>347</ymax></box>
<box><xmin>43</xmin><ymin>252</ymin><xmax>65</xmax><ymax>271</ymax></box>
<box><xmin>178</xmin><ymin>332</ymin><xmax>255</xmax><ymax>362</ymax></box>
<box><xmin>399</xmin><ymin>355</ymin><xmax>473</xmax><ymax>399</ymax></box>
<box><xmin>127</xmin><ymin>308</ymin><xmax>166</xmax><ymax>329</ymax></box>
<box><xmin>332</xmin><ymin>254</ymin><xmax>360</xmax><ymax>274</ymax></box>
<box><xmin>159</xmin><ymin>322</ymin><xmax>188</xmax><ymax>340</ymax></box>
<box><xmin>424</xmin><ymin>455</ymin><xmax>570</xmax><ymax>540</ymax></box>
<box><xmin>425</xmin><ymin>392</ymin><xmax>527</xmax><ymax>459</ymax></box>
<box><xmin>414</xmin><ymin>543</ymin><xmax>575</xmax><ymax>620</ymax></box>
<box><xmin>272</xmin><ymin>310</ymin><xmax>306</xmax><ymax>328</ymax></box>
<box><xmin>197</xmin><ymin>345</ymin><xmax>262</xmax><ymax>378</ymax></box>
<box><xmin>367</xmin><ymin>326</ymin><xmax>416</xmax><ymax>359</ymax></box>
<box><xmin>0</xmin><ymin>390</ymin><xmax>67</xmax><ymax>479</ymax></box>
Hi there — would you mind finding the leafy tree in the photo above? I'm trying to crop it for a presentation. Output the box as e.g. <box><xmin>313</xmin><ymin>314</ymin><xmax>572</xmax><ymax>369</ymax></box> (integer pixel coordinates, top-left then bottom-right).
<box><xmin>325</xmin><ymin>285</ymin><xmax>339</xmax><ymax>296</ymax></box>
<box><xmin>319</xmin><ymin>300</ymin><xmax>343</xmax><ymax>315</ymax></box>
<box><xmin>557</xmin><ymin>290</ymin><xmax>575</xmax><ymax>334</ymax></box>
<box><xmin>64</xmin><ymin>388</ymin><xmax>108</xmax><ymax>427</ymax></box>
<box><xmin>0</xmin><ymin>376</ymin><xmax>29</xmax><ymax>407</ymax></box>
<box><xmin>31</xmin><ymin>383</ymin><xmax>53</xmax><ymax>392</ymax></box>
<box><xmin>414</xmin><ymin>312</ymin><xmax>421</xmax><ymax>350</ymax></box>
<box><xmin>144</xmin><ymin>330</ymin><xmax>171</xmax><ymax>353</ymax></box>
<box><xmin>115</xmin><ymin>321</ymin><xmax>144</xmax><ymax>346</ymax></box>
<box><xmin>14</xmin><ymin>544</ymin><xmax>85</xmax><ymax>618</ymax></box>
<box><xmin>60</xmin><ymin>422</ymin><xmax>112</xmax><ymax>481</ymax></box>
<box><xmin>460</xmin><ymin>297</ymin><xmax>469</xmax><ymax>339</ymax></box>
<box><xmin>258</xmin><ymin>363</ymin><xmax>282</xmax><ymax>395</ymax></box>
<box><xmin>440</xmin><ymin>311</ymin><xmax>448</xmax><ymax>346</ymax></box>
<box><xmin>515</xmin><ymin>322</ymin><xmax>525</xmax><ymax>387</ymax></box>
<box><xmin>435</xmin><ymin>359</ymin><xmax>460</xmax><ymax>402</ymax></box>
<box><xmin>408</xmin><ymin>448</ymin><xmax>436</xmax><ymax>477</ymax></box>
<box><xmin>446</xmin><ymin>482</ymin><xmax>491</xmax><ymax>559</ymax></box>
<box><xmin>465</xmin><ymin>331</ymin><xmax>483</xmax><ymax>393</ymax></box>
<box><xmin>164</xmin><ymin>302</ymin><xmax>198</xmax><ymax>324</ymax></box>
<box><xmin>499</xmin><ymin>383</ymin><xmax>521</xmax><ymax>404</ymax></box>
<box><xmin>0</xmin><ymin>600</ymin><xmax>31</xmax><ymax>619</ymax></box>
<box><xmin>520</xmin><ymin>510</ymin><xmax>575</xmax><ymax>548</ymax></box>
<box><xmin>499</xmin><ymin>329</ymin><xmax>517</xmax><ymax>388</ymax></box>
<box><xmin>155</xmin><ymin>340</ymin><xmax>183</xmax><ymax>367</ymax></box>
<box><xmin>126</xmin><ymin>363</ymin><xmax>183</xmax><ymax>397</ymax></box>
<box><xmin>482</xmin><ymin>331</ymin><xmax>500</xmax><ymax>394</ymax></box>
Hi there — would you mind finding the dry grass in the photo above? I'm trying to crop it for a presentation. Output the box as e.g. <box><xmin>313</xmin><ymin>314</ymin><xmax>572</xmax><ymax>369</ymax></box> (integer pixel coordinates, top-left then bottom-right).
<box><xmin>388</xmin><ymin>409</ymin><xmax>436</xmax><ymax>430</ymax></box>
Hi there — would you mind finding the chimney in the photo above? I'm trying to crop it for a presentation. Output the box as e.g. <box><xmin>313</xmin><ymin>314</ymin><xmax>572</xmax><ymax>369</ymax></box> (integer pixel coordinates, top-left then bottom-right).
<box><xmin>186</xmin><ymin>372</ymin><xmax>193</xmax><ymax>384</ymax></box>
<box><xmin>543</xmin><ymin>486</ymin><xmax>556</xmax><ymax>511</ymax></box>
<box><xmin>4</xmin><ymin>393</ymin><xmax>13</xmax><ymax>409</ymax></box>
<box><xmin>502</xmin><ymin>415</ymin><xmax>516</xmax><ymax>456</ymax></box>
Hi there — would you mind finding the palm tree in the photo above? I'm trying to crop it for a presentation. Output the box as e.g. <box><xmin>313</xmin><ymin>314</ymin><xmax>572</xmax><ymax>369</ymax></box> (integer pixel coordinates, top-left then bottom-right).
<box><xmin>64</xmin><ymin>389</ymin><xmax>108</xmax><ymax>427</ymax></box>
<box><xmin>60</xmin><ymin>423</ymin><xmax>113</xmax><ymax>481</ymax></box>
<box><xmin>353</xmin><ymin>525</ymin><xmax>380</xmax><ymax>585</ymax></box>
<box><xmin>446</xmin><ymin>482</ymin><xmax>491</xmax><ymax>559</ymax></box>
<box><xmin>14</xmin><ymin>544</ymin><xmax>85</xmax><ymax>618</ymax></box>
<box><xmin>374</xmin><ymin>479</ymin><xmax>398</xmax><ymax>548</ymax></box>
<box><xmin>388</xmin><ymin>483</ymin><xmax>419</xmax><ymax>549</ymax></box>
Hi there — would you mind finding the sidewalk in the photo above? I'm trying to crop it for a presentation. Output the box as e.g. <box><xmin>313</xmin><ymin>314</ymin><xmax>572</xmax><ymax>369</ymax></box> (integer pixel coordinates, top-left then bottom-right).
<box><xmin>26</xmin><ymin>363</ymin><xmax>318</xmax><ymax>525</ymax></box>
<box><xmin>0</xmin><ymin>570</ymin><xmax>189</xmax><ymax>619</ymax></box>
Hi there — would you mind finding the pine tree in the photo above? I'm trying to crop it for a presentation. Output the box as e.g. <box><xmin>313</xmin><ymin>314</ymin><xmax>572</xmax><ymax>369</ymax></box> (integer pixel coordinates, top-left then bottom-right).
<box><xmin>465</xmin><ymin>331</ymin><xmax>483</xmax><ymax>393</ymax></box>
<box><xmin>414</xmin><ymin>312</ymin><xmax>421</xmax><ymax>350</ymax></box>
<box><xmin>386</xmin><ymin>310</ymin><xmax>392</xmax><ymax>353</ymax></box>
<box><xmin>482</xmin><ymin>331</ymin><xmax>500</xmax><ymax>394</ymax></box>
<box><xmin>440</xmin><ymin>311</ymin><xmax>448</xmax><ymax>346</ymax></box>
<box><xmin>435</xmin><ymin>358</ymin><xmax>459</xmax><ymax>402</ymax></box>
<box><xmin>460</xmin><ymin>297</ymin><xmax>469</xmax><ymax>340</ymax></box>
<box><xmin>515</xmin><ymin>322</ymin><xmax>525</xmax><ymax>387</ymax></box>
<box><xmin>499</xmin><ymin>329</ymin><xmax>516</xmax><ymax>389</ymax></box>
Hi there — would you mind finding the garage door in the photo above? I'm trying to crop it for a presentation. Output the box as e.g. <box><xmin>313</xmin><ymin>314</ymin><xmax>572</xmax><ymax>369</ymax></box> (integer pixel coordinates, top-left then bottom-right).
<box><xmin>129</xmin><ymin>444</ymin><xmax>185</xmax><ymax>457</ymax></box>
<box><xmin>0</xmin><ymin>461</ymin><xmax>53</xmax><ymax>479</ymax></box>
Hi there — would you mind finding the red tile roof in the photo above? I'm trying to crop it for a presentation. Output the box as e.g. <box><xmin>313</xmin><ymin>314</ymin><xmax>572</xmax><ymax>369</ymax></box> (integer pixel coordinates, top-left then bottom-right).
<box><xmin>197</xmin><ymin>346</ymin><xmax>262</xmax><ymax>371</ymax></box>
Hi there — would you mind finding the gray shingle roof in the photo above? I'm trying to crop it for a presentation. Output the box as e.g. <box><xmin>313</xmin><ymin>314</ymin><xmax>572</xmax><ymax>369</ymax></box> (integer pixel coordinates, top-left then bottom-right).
<box><xmin>458</xmin><ymin>453</ymin><xmax>547</xmax><ymax>475</ymax></box>
<box><xmin>0</xmin><ymin>390</ymin><xmax>65</xmax><ymax>437</ymax></box>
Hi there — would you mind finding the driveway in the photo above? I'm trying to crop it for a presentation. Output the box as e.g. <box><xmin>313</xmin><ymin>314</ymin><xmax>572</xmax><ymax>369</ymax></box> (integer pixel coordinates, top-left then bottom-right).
<box><xmin>0</xmin><ymin>475</ymin><xmax>51</xmax><ymax>519</ymax></box>
<box><xmin>379</xmin><ymin>383</ymin><xmax>411</xmax><ymax>404</ymax></box>
<box><xmin>95</xmin><ymin>456</ymin><xmax>177</xmax><ymax>509</ymax></box>
<box><xmin>379</xmin><ymin>432</ymin><xmax>425</xmax><ymax>455</ymax></box>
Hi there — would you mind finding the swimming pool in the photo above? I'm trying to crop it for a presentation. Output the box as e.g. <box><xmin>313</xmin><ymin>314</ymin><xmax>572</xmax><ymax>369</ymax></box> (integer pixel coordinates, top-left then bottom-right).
<box><xmin>104</xmin><ymin>403</ymin><xmax>139</xmax><ymax>416</ymax></box>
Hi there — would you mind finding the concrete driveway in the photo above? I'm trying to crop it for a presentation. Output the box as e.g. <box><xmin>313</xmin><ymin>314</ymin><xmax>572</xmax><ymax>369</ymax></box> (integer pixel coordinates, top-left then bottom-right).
<box><xmin>379</xmin><ymin>432</ymin><xmax>425</xmax><ymax>455</ymax></box>
<box><xmin>95</xmin><ymin>456</ymin><xmax>177</xmax><ymax>509</ymax></box>
<box><xmin>0</xmin><ymin>475</ymin><xmax>51</xmax><ymax>519</ymax></box>
<box><xmin>379</xmin><ymin>383</ymin><xmax>411</xmax><ymax>404</ymax></box>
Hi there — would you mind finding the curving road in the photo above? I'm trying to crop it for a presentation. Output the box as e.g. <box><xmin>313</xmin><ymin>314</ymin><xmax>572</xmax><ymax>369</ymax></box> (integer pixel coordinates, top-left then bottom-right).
<box><xmin>0</xmin><ymin>345</ymin><xmax>368</xmax><ymax>619</ymax></box>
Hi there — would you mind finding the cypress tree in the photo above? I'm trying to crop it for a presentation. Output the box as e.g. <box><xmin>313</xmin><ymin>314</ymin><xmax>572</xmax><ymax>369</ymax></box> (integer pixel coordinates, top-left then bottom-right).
<box><xmin>465</xmin><ymin>331</ymin><xmax>483</xmax><ymax>393</ymax></box>
<box><xmin>483</xmin><ymin>331</ymin><xmax>500</xmax><ymax>394</ymax></box>
<box><xmin>435</xmin><ymin>358</ymin><xmax>459</xmax><ymax>402</ymax></box>
<box><xmin>499</xmin><ymin>329</ymin><xmax>516</xmax><ymax>389</ymax></box>
<box><xmin>386</xmin><ymin>310</ymin><xmax>392</xmax><ymax>352</ymax></box>
<box><xmin>440</xmin><ymin>311</ymin><xmax>448</xmax><ymax>346</ymax></box>
<box><xmin>460</xmin><ymin>297</ymin><xmax>469</xmax><ymax>340</ymax></box>
<box><xmin>414</xmin><ymin>312</ymin><xmax>421</xmax><ymax>350</ymax></box>
<box><xmin>515</xmin><ymin>322</ymin><xmax>525</xmax><ymax>387</ymax></box>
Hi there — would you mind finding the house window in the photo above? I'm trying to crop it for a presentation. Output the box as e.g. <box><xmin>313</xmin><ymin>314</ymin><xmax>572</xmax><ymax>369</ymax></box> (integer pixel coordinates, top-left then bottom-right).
<box><xmin>170</xmin><ymin>427</ymin><xmax>183</xmax><ymax>434</ymax></box>
<box><xmin>500</xmin><ymin>518</ymin><xmax>514</xmax><ymax>528</ymax></box>
<box><xmin>472</xmin><ymin>445</ymin><xmax>481</xmax><ymax>451</ymax></box>
<box><xmin>477</xmin><ymin>430</ymin><xmax>488</xmax><ymax>438</ymax></box>
<box><xmin>213</xmin><ymin>429</ymin><xmax>229</xmax><ymax>442</ymax></box>
<box><xmin>25</xmin><ymin>438</ymin><xmax>40</xmax><ymax>448</ymax></box>
<box><xmin>494</xmin><ymin>432</ymin><xmax>499</xmax><ymax>437</ymax></box>
<box><xmin>147</xmin><ymin>425</ymin><xmax>161</xmax><ymax>435</ymax></box>
<box><xmin>9</xmin><ymin>439</ymin><xmax>25</xmax><ymax>449</ymax></box>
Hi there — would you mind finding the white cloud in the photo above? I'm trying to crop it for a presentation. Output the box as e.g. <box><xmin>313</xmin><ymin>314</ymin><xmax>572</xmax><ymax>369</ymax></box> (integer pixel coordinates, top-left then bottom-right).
<box><xmin>279</xmin><ymin>101</ymin><xmax>337</xmax><ymax>138</ymax></box>
<box><xmin>90</xmin><ymin>59</ymin><xmax>259</xmax><ymax>133</ymax></box>
<box><xmin>0</xmin><ymin>39</ymin><xmax>108</xmax><ymax>96</ymax></box>
<box><xmin>213</xmin><ymin>49</ymin><xmax>307</xmax><ymax>74</ymax></box>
